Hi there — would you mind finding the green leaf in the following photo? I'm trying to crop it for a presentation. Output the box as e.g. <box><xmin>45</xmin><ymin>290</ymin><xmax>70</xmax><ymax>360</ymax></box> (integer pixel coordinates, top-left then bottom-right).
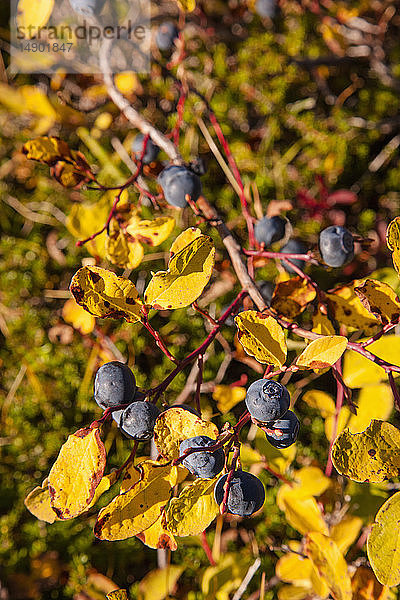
<box><xmin>367</xmin><ymin>490</ymin><xmax>400</xmax><ymax>586</ymax></box>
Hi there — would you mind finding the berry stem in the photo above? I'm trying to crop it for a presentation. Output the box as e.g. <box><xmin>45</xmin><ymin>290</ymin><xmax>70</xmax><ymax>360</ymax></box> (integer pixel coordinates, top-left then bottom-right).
<box><xmin>195</xmin><ymin>355</ymin><xmax>204</xmax><ymax>416</ymax></box>
<box><xmin>200</xmin><ymin>531</ymin><xmax>216</xmax><ymax>566</ymax></box>
<box><xmin>220</xmin><ymin>444</ymin><xmax>240</xmax><ymax>514</ymax></box>
<box><xmin>141</xmin><ymin>308</ymin><xmax>178</xmax><ymax>364</ymax></box>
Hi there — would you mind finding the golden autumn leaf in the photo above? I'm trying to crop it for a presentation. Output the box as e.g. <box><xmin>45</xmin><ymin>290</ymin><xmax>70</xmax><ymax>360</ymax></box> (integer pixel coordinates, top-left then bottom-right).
<box><xmin>120</xmin><ymin>458</ymin><xmax>187</xmax><ymax>494</ymax></box>
<box><xmin>87</xmin><ymin>471</ymin><xmax>118</xmax><ymax>510</ymax></box>
<box><xmin>94</xmin><ymin>461</ymin><xmax>180</xmax><ymax>541</ymax></box>
<box><xmin>16</xmin><ymin>0</ymin><xmax>54</xmax><ymax>38</ymax></box>
<box><xmin>351</xmin><ymin>566</ymin><xmax>388</xmax><ymax>600</ymax></box>
<box><xmin>312</xmin><ymin>309</ymin><xmax>335</xmax><ymax>336</ymax></box>
<box><xmin>48</xmin><ymin>427</ymin><xmax>106</xmax><ymax>519</ymax></box>
<box><xmin>114</xmin><ymin>71</ymin><xmax>139</xmax><ymax>94</ymax></box>
<box><xmin>136</xmin><ymin>512</ymin><xmax>177</xmax><ymax>551</ymax></box>
<box><xmin>106</xmin><ymin>590</ymin><xmax>129</xmax><ymax>600</ymax></box>
<box><xmin>302</xmin><ymin>390</ymin><xmax>335</xmax><ymax>418</ymax></box>
<box><xmin>386</xmin><ymin>216</ymin><xmax>400</xmax><ymax>275</ymax></box>
<box><xmin>254</xmin><ymin>428</ymin><xmax>296</xmax><ymax>474</ymax></box>
<box><xmin>305</xmin><ymin>532</ymin><xmax>352</xmax><ymax>600</ymax></box>
<box><xmin>330</xmin><ymin>515</ymin><xmax>363</xmax><ymax>555</ymax></box>
<box><xmin>62</xmin><ymin>297</ymin><xmax>95</xmax><ymax>335</ymax></box>
<box><xmin>22</xmin><ymin>136</ymin><xmax>71</xmax><ymax>164</ymax></box>
<box><xmin>331</xmin><ymin>420</ymin><xmax>400</xmax><ymax>483</ymax></box>
<box><xmin>170</xmin><ymin>227</ymin><xmax>202</xmax><ymax>255</ymax></box>
<box><xmin>277</xmin><ymin>484</ymin><xmax>329</xmax><ymax>536</ymax></box>
<box><xmin>138</xmin><ymin>566</ymin><xmax>184</xmax><ymax>600</ymax></box>
<box><xmin>154</xmin><ymin>407</ymin><xmax>219</xmax><ymax>460</ymax></box>
<box><xmin>106</xmin><ymin>225</ymin><xmax>144</xmax><ymax>270</ymax></box>
<box><xmin>326</xmin><ymin>282</ymin><xmax>379</xmax><ymax>334</ymax></box>
<box><xmin>235</xmin><ymin>310</ymin><xmax>287</xmax><ymax>367</ymax></box>
<box><xmin>166</xmin><ymin>477</ymin><xmax>219</xmax><ymax>536</ymax></box>
<box><xmin>126</xmin><ymin>216</ymin><xmax>175</xmax><ymax>247</ymax></box>
<box><xmin>276</xmin><ymin>552</ymin><xmax>329</xmax><ymax>599</ymax></box>
<box><xmin>367</xmin><ymin>491</ymin><xmax>400</xmax><ymax>586</ymax></box>
<box><xmin>271</xmin><ymin>277</ymin><xmax>316</xmax><ymax>319</ymax></box>
<box><xmin>342</xmin><ymin>335</ymin><xmax>400</xmax><ymax>388</ymax></box>
<box><xmin>296</xmin><ymin>335</ymin><xmax>347</xmax><ymax>369</ymax></box>
<box><xmin>144</xmin><ymin>234</ymin><xmax>215</xmax><ymax>309</ymax></box>
<box><xmin>70</xmin><ymin>266</ymin><xmax>143</xmax><ymax>323</ymax></box>
<box><xmin>176</xmin><ymin>0</ymin><xmax>196</xmax><ymax>12</ymax></box>
<box><xmin>354</xmin><ymin>279</ymin><xmax>400</xmax><ymax>325</ymax></box>
<box><xmin>66</xmin><ymin>195</ymin><xmax>112</xmax><ymax>259</ymax></box>
<box><xmin>212</xmin><ymin>384</ymin><xmax>246</xmax><ymax>413</ymax></box>
<box><xmin>293</xmin><ymin>466</ymin><xmax>331</xmax><ymax>498</ymax></box>
<box><xmin>24</xmin><ymin>477</ymin><xmax>59</xmax><ymax>524</ymax></box>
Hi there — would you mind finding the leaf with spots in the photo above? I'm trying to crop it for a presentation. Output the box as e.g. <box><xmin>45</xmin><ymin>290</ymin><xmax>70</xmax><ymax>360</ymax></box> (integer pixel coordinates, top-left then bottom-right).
<box><xmin>386</xmin><ymin>216</ymin><xmax>400</xmax><ymax>276</ymax></box>
<box><xmin>326</xmin><ymin>282</ymin><xmax>379</xmax><ymax>334</ymax></box>
<box><xmin>166</xmin><ymin>477</ymin><xmax>219</xmax><ymax>537</ymax></box>
<box><xmin>169</xmin><ymin>227</ymin><xmax>202</xmax><ymax>256</ymax></box>
<box><xmin>354</xmin><ymin>278</ymin><xmax>400</xmax><ymax>325</ymax></box>
<box><xmin>331</xmin><ymin>420</ymin><xmax>400</xmax><ymax>483</ymax></box>
<box><xmin>235</xmin><ymin>310</ymin><xmax>287</xmax><ymax>368</ymax></box>
<box><xmin>48</xmin><ymin>427</ymin><xmax>106</xmax><ymax>519</ymax></box>
<box><xmin>94</xmin><ymin>461</ymin><xmax>180</xmax><ymax>541</ymax></box>
<box><xmin>296</xmin><ymin>336</ymin><xmax>347</xmax><ymax>370</ymax></box>
<box><xmin>367</xmin><ymin>492</ymin><xmax>400</xmax><ymax>586</ymax></box>
<box><xmin>144</xmin><ymin>234</ymin><xmax>215</xmax><ymax>310</ymax></box>
<box><xmin>106</xmin><ymin>223</ymin><xmax>144</xmax><ymax>270</ymax></box>
<box><xmin>70</xmin><ymin>266</ymin><xmax>143</xmax><ymax>323</ymax></box>
<box><xmin>24</xmin><ymin>478</ymin><xmax>59</xmax><ymax>524</ymax></box>
<box><xmin>126</xmin><ymin>216</ymin><xmax>175</xmax><ymax>247</ymax></box>
<box><xmin>136</xmin><ymin>512</ymin><xmax>178</xmax><ymax>551</ymax></box>
<box><xmin>153</xmin><ymin>407</ymin><xmax>219</xmax><ymax>460</ymax></box>
<box><xmin>271</xmin><ymin>277</ymin><xmax>316</xmax><ymax>319</ymax></box>
<box><xmin>22</xmin><ymin>135</ymin><xmax>71</xmax><ymax>164</ymax></box>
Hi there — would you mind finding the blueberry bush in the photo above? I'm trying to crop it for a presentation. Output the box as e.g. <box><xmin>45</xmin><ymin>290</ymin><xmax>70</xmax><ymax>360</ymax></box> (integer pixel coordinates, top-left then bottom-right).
<box><xmin>3</xmin><ymin>1</ymin><xmax>400</xmax><ymax>599</ymax></box>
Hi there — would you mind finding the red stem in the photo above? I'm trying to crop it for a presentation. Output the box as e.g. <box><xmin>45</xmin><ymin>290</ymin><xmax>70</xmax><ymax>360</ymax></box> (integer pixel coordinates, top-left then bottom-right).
<box><xmin>325</xmin><ymin>358</ymin><xmax>344</xmax><ymax>477</ymax></box>
<box><xmin>200</xmin><ymin>531</ymin><xmax>216</xmax><ymax>566</ymax></box>
<box><xmin>195</xmin><ymin>355</ymin><xmax>204</xmax><ymax>416</ymax></box>
<box><xmin>141</xmin><ymin>309</ymin><xmax>178</xmax><ymax>364</ymax></box>
<box><xmin>220</xmin><ymin>444</ymin><xmax>240</xmax><ymax>514</ymax></box>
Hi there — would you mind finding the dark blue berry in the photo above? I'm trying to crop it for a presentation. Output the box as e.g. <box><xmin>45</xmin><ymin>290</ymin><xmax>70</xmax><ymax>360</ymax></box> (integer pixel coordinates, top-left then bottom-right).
<box><xmin>319</xmin><ymin>226</ymin><xmax>354</xmax><ymax>268</ymax></box>
<box><xmin>281</xmin><ymin>239</ymin><xmax>308</xmax><ymax>274</ymax></box>
<box><xmin>179</xmin><ymin>436</ymin><xmax>224</xmax><ymax>479</ymax></box>
<box><xmin>263</xmin><ymin>410</ymin><xmax>299</xmax><ymax>449</ymax></box>
<box><xmin>120</xmin><ymin>401</ymin><xmax>161</xmax><ymax>441</ymax></box>
<box><xmin>245</xmin><ymin>379</ymin><xmax>290</xmax><ymax>423</ymax></box>
<box><xmin>155</xmin><ymin>22</ymin><xmax>179</xmax><ymax>51</ymax></box>
<box><xmin>257</xmin><ymin>281</ymin><xmax>275</xmax><ymax>306</ymax></box>
<box><xmin>94</xmin><ymin>361</ymin><xmax>136</xmax><ymax>410</ymax></box>
<box><xmin>131</xmin><ymin>134</ymin><xmax>160</xmax><ymax>164</ymax></box>
<box><xmin>158</xmin><ymin>165</ymin><xmax>202</xmax><ymax>208</ymax></box>
<box><xmin>214</xmin><ymin>471</ymin><xmax>265</xmax><ymax>516</ymax></box>
<box><xmin>69</xmin><ymin>0</ymin><xmax>105</xmax><ymax>16</ymax></box>
<box><xmin>254</xmin><ymin>216</ymin><xmax>287</xmax><ymax>247</ymax></box>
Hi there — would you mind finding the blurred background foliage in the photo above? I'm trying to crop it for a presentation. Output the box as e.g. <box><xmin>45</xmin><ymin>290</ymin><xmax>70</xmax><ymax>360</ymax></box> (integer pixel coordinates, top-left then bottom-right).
<box><xmin>1</xmin><ymin>0</ymin><xmax>400</xmax><ymax>598</ymax></box>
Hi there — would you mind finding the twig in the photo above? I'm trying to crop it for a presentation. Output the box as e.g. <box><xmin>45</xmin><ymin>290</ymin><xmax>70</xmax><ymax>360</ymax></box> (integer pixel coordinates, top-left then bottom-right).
<box><xmin>232</xmin><ymin>558</ymin><xmax>261</xmax><ymax>600</ymax></box>
<box><xmin>326</xmin><ymin>358</ymin><xmax>344</xmax><ymax>477</ymax></box>
<box><xmin>195</xmin><ymin>355</ymin><xmax>204</xmax><ymax>416</ymax></box>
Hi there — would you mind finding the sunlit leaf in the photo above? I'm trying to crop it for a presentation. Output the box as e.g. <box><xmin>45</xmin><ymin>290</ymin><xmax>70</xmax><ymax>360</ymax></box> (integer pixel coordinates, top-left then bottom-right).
<box><xmin>166</xmin><ymin>477</ymin><xmax>219</xmax><ymax>536</ymax></box>
<box><xmin>305</xmin><ymin>532</ymin><xmax>352</xmax><ymax>600</ymax></box>
<box><xmin>276</xmin><ymin>552</ymin><xmax>313</xmax><ymax>585</ymax></box>
<box><xmin>136</xmin><ymin>512</ymin><xmax>177</xmax><ymax>551</ymax></box>
<box><xmin>354</xmin><ymin>279</ymin><xmax>400</xmax><ymax>325</ymax></box>
<box><xmin>293</xmin><ymin>466</ymin><xmax>331</xmax><ymax>498</ymax></box>
<box><xmin>235</xmin><ymin>310</ymin><xmax>287</xmax><ymax>367</ymax></box>
<box><xmin>170</xmin><ymin>227</ymin><xmax>202</xmax><ymax>255</ymax></box>
<box><xmin>326</xmin><ymin>282</ymin><xmax>379</xmax><ymax>334</ymax></box>
<box><xmin>331</xmin><ymin>420</ymin><xmax>400</xmax><ymax>483</ymax></box>
<box><xmin>386</xmin><ymin>216</ymin><xmax>400</xmax><ymax>275</ymax></box>
<box><xmin>106</xmin><ymin>225</ymin><xmax>144</xmax><ymax>270</ymax></box>
<box><xmin>138</xmin><ymin>565</ymin><xmax>183</xmax><ymax>600</ymax></box>
<box><xmin>271</xmin><ymin>277</ymin><xmax>316</xmax><ymax>319</ymax></box>
<box><xmin>126</xmin><ymin>216</ymin><xmax>175</xmax><ymax>247</ymax></box>
<box><xmin>16</xmin><ymin>0</ymin><xmax>54</xmax><ymax>38</ymax></box>
<box><xmin>144</xmin><ymin>234</ymin><xmax>214</xmax><ymax>309</ymax></box>
<box><xmin>62</xmin><ymin>297</ymin><xmax>95</xmax><ymax>335</ymax></box>
<box><xmin>296</xmin><ymin>335</ymin><xmax>347</xmax><ymax>369</ymax></box>
<box><xmin>176</xmin><ymin>0</ymin><xmax>196</xmax><ymax>12</ymax></box>
<box><xmin>278</xmin><ymin>584</ymin><xmax>313</xmax><ymax>600</ymax></box>
<box><xmin>48</xmin><ymin>427</ymin><xmax>106</xmax><ymax>519</ymax></box>
<box><xmin>342</xmin><ymin>335</ymin><xmax>400</xmax><ymax>388</ymax></box>
<box><xmin>312</xmin><ymin>309</ymin><xmax>335</xmax><ymax>336</ymax></box>
<box><xmin>24</xmin><ymin>478</ymin><xmax>59</xmax><ymax>524</ymax></box>
<box><xmin>70</xmin><ymin>266</ymin><xmax>143</xmax><ymax>323</ymax></box>
<box><xmin>330</xmin><ymin>515</ymin><xmax>363</xmax><ymax>555</ymax></box>
<box><xmin>367</xmin><ymin>490</ymin><xmax>400</xmax><ymax>586</ymax></box>
<box><xmin>153</xmin><ymin>407</ymin><xmax>219</xmax><ymax>460</ymax></box>
<box><xmin>302</xmin><ymin>390</ymin><xmax>335</xmax><ymax>418</ymax></box>
<box><xmin>212</xmin><ymin>385</ymin><xmax>246</xmax><ymax>413</ymax></box>
<box><xmin>277</xmin><ymin>484</ymin><xmax>329</xmax><ymax>536</ymax></box>
<box><xmin>87</xmin><ymin>471</ymin><xmax>118</xmax><ymax>510</ymax></box>
<box><xmin>66</xmin><ymin>195</ymin><xmax>112</xmax><ymax>259</ymax></box>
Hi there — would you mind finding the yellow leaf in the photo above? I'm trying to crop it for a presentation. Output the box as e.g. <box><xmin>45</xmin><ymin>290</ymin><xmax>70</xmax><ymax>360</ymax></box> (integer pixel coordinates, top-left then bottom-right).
<box><xmin>277</xmin><ymin>485</ymin><xmax>329</xmax><ymax>536</ymax></box>
<box><xmin>24</xmin><ymin>478</ymin><xmax>59</xmax><ymax>524</ymax></box>
<box><xmin>136</xmin><ymin>512</ymin><xmax>177</xmax><ymax>551</ymax></box>
<box><xmin>330</xmin><ymin>515</ymin><xmax>363</xmax><ymax>555</ymax></box>
<box><xmin>107</xmin><ymin>590</ymin><xmax>128</xmax><ymax>600</ymax></box>
<box><xmin>254</xmin><ymin>428</ymin><xmax>296</xmax><ymax>474</ymax></box>
<box><xmin>212</xmin><ymin>385</ymin><xmax>246</xmax><ymax>413</ymax></box>
<box><xmin>296</xmin><ymin>335</ymin><xmax>347</xmax><ymax>370</ymax></box>
<box><xmin>166</xmin><ymin>477</ymin><xmax>219</xmax><ymax>536</ymax></box>
<box><xmin>294</xmin><ymin>466</ymin><xmax>331</xmax><ymax>497</ymax></box>
<box><xmin>326</xmin><ymin>282</ymin><xmax>379</xmax><ymax>334</ymax></box>
<box><xmin>48</xmin><ymin>427</ymin><xmax>106</xmax><ymax>519</ymax></box>
<box><xmin>386</xmin><ymin>216</ymin><xmax>400</xmax><ymax>275</ymax></box>
<box><xmin>126</xmin><ymin>216</ymin><xmax>175</xmax><ymax>247</ymax></box>
<box><xmin>62</xmin><ymin>297</ymin><xmax>95</xmax><ymax>335</ymax></box>
<box><xmin>106</xmin><ymin>226</ymin><xmax>144</xmax><ymax>270</ymax></box>
<box><xmin>66</xmin><ymin>195</ymin><xmax>111</xmax><ymax>259</ymax></box>
<box><xmin>302</xmin><ymin>390</ymin><xmax>335</xmax><ymax>418</ymax></box>
<box><xmin>271</xmin><ymin>277</ymin><xmax>316</xmax><ymax>319</ymax></box>
<box><xmin>70</xmin><ymin>266</ymin><xmax>143</xmax><ymax>323</ymax></box>
<box><xmin>16</xmin><ymin>0</ymin><xmax>54</xmax><ymax>38</ymax></box>
<box><xmin>120</xmin><ymin>458</ymin><xmax>187</xmax><ymax>494</ymax></box>
<box><xmin>94</xmin><ymin>461</ymin><xmax>180</xmax><ymax>541</ymax></box>
<box><xmin>305</xmin><ymin>532</ymin><xmax>352</xmax><ymax>600</ymax></box>
<box><xmin>235</xmin><ymin>310</ymin><xmax>287</xmax><ymax>367</ymax></box>
<box><xmin>351</xmin><ymin>566</ymin><xmax>389</xmax><ymax>600</ymax></box>
<box><xmin>144</xmin><ymin>234</ymin><xmax>215</xmax><ymax>309</ymax></box>
<box><xmin>87</xmin><ymin>471</ymin><xmax>118</xmax><ymax>510</ymax></box>
<box><xmin>176</xmin><ymin>0</ymin><xmax>196</xmax><ymax>12</ymax></box>
<box><xmin>312</xmin><ymin>310</ymin><xmax>335</xmax><ymax>336</ymax></box>
<box><xmin>331</xmin><ymin>420</ymin><xmax>400</xmax><ymax>483</ymax></box>
<box><xmin>324</xmin><ymin>408</ymin><xmax>351</xmax><ymax>441</ymax></box>
<box><xmin>276</xmin><ymin>553</ymin><xmax>313</xmax><ymax>585</ymax></box>
<box><xmin>278</xmin><ymin>584</ymin><xmax>313</xmax><ymax>600</ymax></box>
<box><xmin>367</xmin><ymin>491</ymin><xmax>400</xmax><ymax>586</ymax></box>
<box><xmin>138</xmin><ymin>566</ymin><xmax>183</xmax><ymax>600</ymax></box>
<box><xmin>114</xmin><ymin>71</ymin><xmax>138</xmax><ymax>94</ymax></box>
<box><xmin>153</xmin><ymin>407</ymin><xmax>219</xmax><ymax>460</ymax></box>
<box><xmin>354</xmin><ymin>279</ymin><xmax>400</xmax><ymax>325</ymax></box>
<box><xmin>22</xmin><ymin>136</ymin><xmax>71</xmax><ymax>164</ymax></box>
<box><xmin>342</xmin><ymin>335</ymin><xmax>400</xmax><ymax>388</ymax></box>
<box><xmin>170</xmin><ymin>227</ymin><xmax>202</xmax><ymax>255</ymax></box>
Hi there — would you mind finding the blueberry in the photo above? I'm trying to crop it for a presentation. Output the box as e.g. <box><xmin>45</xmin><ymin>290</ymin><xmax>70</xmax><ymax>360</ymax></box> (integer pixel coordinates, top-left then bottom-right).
<box><xmin>281</xmin><ymin>239</ymin><xmax>308</xmax><ymax>274</ymax></box>
<box><xmin>214</xmin><ymin>471</ymin><xmax>265</xmax><ymax>516</ymax></box>
<box><xmin>94</xmin><ymin>361</ymin><xmax>136</xmax><ymax>410</ymax></box>
<box><xmin>254</xmin><ymin>216</ymin><xmax>287</xmax><ymax>247</ymax></box>
<box><xmin>263</xmin><ymin>410</ymin><xmax>299</xmax><ymax>449</ymax></box>
<box><xmin>319</xmin><ymin>226</ymin><xmax>354</xmax><ymax>268</ymax></box>
<box><xmin>112</xmin><ymin>409</ymin><xmax>123</xmax><ymax>427</ymax></box>
<box><xmin>158</xmin><ymin>165</ymin><xmax>202</xmax><ymax>208</ymax></box>
<box><xmin>255</xmin><ymin>0</ymin><xmax>277</xmax><ymax>18</ymax></box>
<box><xmin>245</xmin><ymin>379</ymin><xmax>290</xmax><ymax>423</ymax></box>
<box><xmin>131</xmin><ymin>134</ymin><xmax>160</xmax><ymax>165</ymax></box>
<box><xmin>188</xmin><ymin>157</ymin><xmax>207</xmax><ymax>176</ymax></box>
<box><xmin>179</xmin><ymin>436</ymin><xmax>224</xmax><ymax>479</ymax></box>
<box><xmin>69</xmin><ymin>0</ymin><xmax>105</xmax><ymax>16</ymax></box>
<box><xmin>120</xmin><ymin>401</ymin><xmax>161</xmax><ymax>441</ymax></box>
<box><xmin>257</xmin><ymin>281</ymin><xmax>275</xmax><ymax>306</ymax></box>
<box><xmin>155</xmin><ymin>21</ymin><xmax>179</xmax><ymax>51</ymax></box>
